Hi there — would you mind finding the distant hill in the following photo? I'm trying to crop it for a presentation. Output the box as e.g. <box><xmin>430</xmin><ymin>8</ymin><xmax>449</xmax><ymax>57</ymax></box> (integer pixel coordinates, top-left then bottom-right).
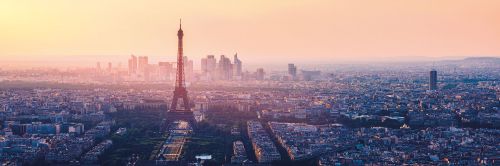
<box><xmin>463</xmin><ymin>57</ymin><xmax>500</xmax><ymax>62</ymax></box>
<box><xmin>439</xmin><ymin>57</ymin><xmax>500</xmax><ymax>64</ymax></box>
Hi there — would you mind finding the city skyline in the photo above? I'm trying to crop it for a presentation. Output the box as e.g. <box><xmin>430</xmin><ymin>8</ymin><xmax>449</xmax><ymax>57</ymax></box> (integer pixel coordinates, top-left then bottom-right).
<box><xmin>1</xmin><ymin>0</ymin><xmax>500</xmax><ymax>69</ymax></box>
<box><xmin>0</xmin><ymin>2</ymin><xmax>499</xmax><ymax>164</ymax></box>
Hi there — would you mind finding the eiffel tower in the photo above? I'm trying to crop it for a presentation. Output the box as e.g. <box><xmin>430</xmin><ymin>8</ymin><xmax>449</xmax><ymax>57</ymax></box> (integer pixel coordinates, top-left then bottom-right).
<box><xmin>164</xmin><ymin>20</ymin><xmax>195</xmax><ymax>127</ymax></box>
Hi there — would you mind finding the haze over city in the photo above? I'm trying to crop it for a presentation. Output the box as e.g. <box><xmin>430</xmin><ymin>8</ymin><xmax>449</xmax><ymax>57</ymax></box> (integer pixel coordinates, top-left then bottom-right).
<box><xmin>1</xmin><ymin>0</ymin><xmax>500</xmax><ymax>69</ymax></box>
<box><xmin>0</xmin><ymin>1</ymin><xmax>499</xmax><ymax>166</ymax></box>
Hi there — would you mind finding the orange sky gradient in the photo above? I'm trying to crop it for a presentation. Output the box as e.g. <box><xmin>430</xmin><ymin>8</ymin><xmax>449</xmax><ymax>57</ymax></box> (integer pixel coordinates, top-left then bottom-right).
<box><xmin>1</xmin><ymin>0</ymin><xmax>500</xmax><ymax>69</ymax></box>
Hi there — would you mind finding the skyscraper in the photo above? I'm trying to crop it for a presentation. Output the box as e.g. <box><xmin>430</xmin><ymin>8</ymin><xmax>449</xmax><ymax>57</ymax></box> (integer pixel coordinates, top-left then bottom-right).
<box><xmin>183</xmin><ymin>56</ymin><xmax>194</xmax><ymax>81</ymax></box>
<box><xmin>429</xmin><ymin>70</ymin><xmax>437</xmax><ymax>90</ymax></box>
<box><xmin>128</xmin><ymin>55</ymin><xmax>138</xmax><ymax>74</ymax></box>
<box><xmin>201</xmin><ymin>55</ymin><xmax>217</xmax><ymax>81</ymax></box>
<box><xmin>158</xmin><ymin>62</ymin><xmax>173</xmax><ymax>81</ymax></box>
<box><xmin>137</xmin><ymin>56</ymin><xmax>149</xmax><ymax>81</ymax></box>
<box><xmin>206</xmin><ymin>55</ymin><xmax>217</xmax><ymax>72</ymax></box>
<box><xmin>218</xmin><ymin>55</ymin><xmax>232</xmax><ymax>80</ymax></box>
<box><xmin>201</xmin><ymin>58</ymin><xmax>208</xmax><ymax>74</ymax></box>
<box><xmin>288</xmin><ymin>63</ymin><xmax>297</xmax><ymax>78</ymax></box>
<box><xmin>138</xmin><ymin>56</ymin><xmax>149</xmax><ymax>73</ymax></box>
<box><xmin>256</xmin><ymin>68</ymin><xmax>265</xmax><ymax>80</ymax></box>
<box><xmin>233</xmin><ymin>53</ymin><xmax>242</xmax><ymax>77</ymax></box>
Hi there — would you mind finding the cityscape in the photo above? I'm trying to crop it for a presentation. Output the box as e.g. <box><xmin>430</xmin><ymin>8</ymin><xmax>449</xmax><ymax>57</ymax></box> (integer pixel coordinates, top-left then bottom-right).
<box><xmin>1</xmin><ymin>1</ymin><xmax>500</xmax><ymax>166</ymax></box>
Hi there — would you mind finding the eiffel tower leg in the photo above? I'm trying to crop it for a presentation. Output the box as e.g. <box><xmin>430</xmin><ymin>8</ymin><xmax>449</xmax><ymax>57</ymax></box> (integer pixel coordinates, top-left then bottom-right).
<box><xmin>182</xmin><ymin>94</ymin><xmax>189</xmax><ymax>110</ymax></box>
<box><xmin>171</xmin><ymin>93</ymin><xmax>178</xmax><ymax>111</ymax></box>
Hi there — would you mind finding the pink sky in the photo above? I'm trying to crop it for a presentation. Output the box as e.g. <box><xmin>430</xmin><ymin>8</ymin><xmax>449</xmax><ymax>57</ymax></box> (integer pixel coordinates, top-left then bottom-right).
<box><xmin>1</xmin><ymin>0</ymin><xmax>499</xmax><ymax>69</ymax></box>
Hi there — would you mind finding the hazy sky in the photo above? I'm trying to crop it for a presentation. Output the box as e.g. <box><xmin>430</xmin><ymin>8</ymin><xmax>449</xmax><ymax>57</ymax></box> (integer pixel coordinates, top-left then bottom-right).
<box><xmin>1</xmin><ymin>0</ymin><xmax>500</xmax><ymax>69</ymax></box>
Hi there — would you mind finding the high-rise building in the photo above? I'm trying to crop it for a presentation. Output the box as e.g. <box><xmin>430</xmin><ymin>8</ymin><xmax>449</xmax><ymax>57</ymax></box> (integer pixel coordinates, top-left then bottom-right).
<box><xmin>183</xmin><ymin>56</ymin><xmax>194</xmax><ymax>81</ymax></box>
<box><xmin>218</xmin><ymin>55</ymin><xmax>232</xmax><ymax>80</ymax></box>
<box><xmin>233</xmin><ymin>53</ymin><xmax>242</xmax><ymax>77</ymax></box>
<box><xmin>256</xmin><ymin>68</ymin><xmax>265</xmax><ymax>80</ymax></box>
<box><xmin>201</xmin><ymin>55</ymin><xmax>217</xmax><ymax>81</ymax></box>
<box><xmin>138</xmin><ymin>56</ymin><xmax>149</xmax><ymax>81</ymax></box>
<box><xmin>128</xmin><ymin>55</ymin><xmax>138</xmax><ymax>74</ymax></box>
<box><xmin>301</xmin><ymin>70</ymin><xmax>321</xmax><ymax>81</ymax></box>
<box><xmin>429</xmin><ymin>69</ymin><xmax>437</xmax><ymax>90</ymax></box>
<box><xmin>206</xmin><ymin>55</ymin><xmax>217</xmax><ymax>73</ymax></box>
<box><xmin>201</xmin><ymin>58</ymin><xmax>208</xmax><ymax>73</ymax></box>
<box><xmin>288</xmin><ymin>63</ymin><xmax>297</xmax><ymax>78</ymax></box>
<box><xmin>159</xmin><ymin>62</ymin><xmax>173</xmax><ymax>81</ymax></box>
<box><xmin>138</xmin><ymin>56</ymin><xmax>149</xmax><ymax>73</ymax></box>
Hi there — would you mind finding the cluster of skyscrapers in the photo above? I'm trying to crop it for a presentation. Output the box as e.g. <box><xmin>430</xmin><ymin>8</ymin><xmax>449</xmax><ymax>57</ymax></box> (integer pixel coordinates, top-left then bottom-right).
<box><xmin>200</xmin><ymin>53</ymin><xmax>242</xmax><ymax>81</ymax></box>
<box><xmin>124</xmin><ymin>54</ymin><xmax>244</xmax><ymax>82</ymax></box>
<box><xmin>126</xmin><ymin>55</ymin><xmax>194</xmax><ymax>82</ymax></box>
<box><xmin>96</xmin><ymin>62</ymin><xmax>116</xmax><ymax>73</ymax></box>
<box><xmin>127</xmin><ymin>55</ymin><xmax>150</xmax><ymax>76</ymax></box>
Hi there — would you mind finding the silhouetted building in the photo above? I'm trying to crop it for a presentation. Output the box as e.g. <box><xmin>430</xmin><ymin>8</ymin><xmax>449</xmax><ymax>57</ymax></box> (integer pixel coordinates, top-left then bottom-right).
<box><xmin>256</xmin><ymin>68</ymin><xmax>265</xmax><ymax>80</ymax></box>
<box><xmin>288</xmin><ymin>63</ymin><xmax>297</xmax><ymax>78</ymax></box>
<box><xmin>159</xmin><ymin>62</ymin><xmax>173</xmax><ymax>81</ymax></box>
<box><xmin>201</xmin><ymin>55</ymin><xmax>217</xmax><ymax>81</ymax></box>
<box><xmin>301</xmin><ymin>70</ymin><xmax>321</xmax><ymax>81</ymax></box>
<box><xmin>206</xmin><ymin>55</ymin><xmax>217</xmax><ymax>73</ymax></box>
<box><xmin>183</xmin><ymin>56</ymin><xmax>193</xmax><ymax>81</ymax></box>
<box><xmin>233</xmin><ymin>53</ymin><xmax>242</xmax><ymax>77</ymax></box>
<box><xmin>201</xmin><ymin>58</ymin><xmax>208</xmax><ymax>73</ymax></box>
<box><xmin>137</xmin><ymin>56</ymin><xmax>149</xmax><ymax>81</ymax></box>
<box><xmin>430</xmin><ymin>70</ymin><xmax>437</xmax><ymax>90</ymax></box>
<box><xmin>138</xmin><ymin>56</ymin><xmax>149</xmax><ymax>73</ymax></box>
<box><xmin>218</xmin><ymin>55</ymin><xmax>232</xmax><ymax>80</ymax></box>
<box><xmin>128</xmin><ymin>55</ymin><xmax>138</xmax><ymax>74</ymax></box>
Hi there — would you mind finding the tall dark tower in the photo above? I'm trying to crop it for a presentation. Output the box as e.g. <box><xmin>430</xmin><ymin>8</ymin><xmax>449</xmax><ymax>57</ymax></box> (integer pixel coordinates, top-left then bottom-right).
<box><xmin>170</xmin><ymin>20</ymin><xmax>190</xmax><ymax>111</ymax></box>
<box><xmin>429</xmin><ymin>69</ymin><xmax>437</xmax><ymax>90</ymax></box>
